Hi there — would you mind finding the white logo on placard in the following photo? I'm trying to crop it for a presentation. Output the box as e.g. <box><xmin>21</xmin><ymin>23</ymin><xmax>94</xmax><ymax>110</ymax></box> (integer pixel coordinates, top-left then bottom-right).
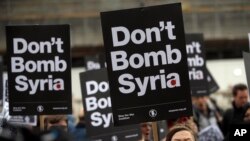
<box><xmin>207</xmin><ymin>76</ymin><xmax>211</xmax><ymax>82</ymax></box>
<box><xmin>149</xmin><ymin>109</ymin><xmax>157</xmax><ymax>118</ymax></box>
<box><xmin>111</xmin><ymin>135</ymin><xmax>118</xmax><ymax>141</ymax></box>
<box><xmin>37</xmin><ymin>105</ymin><xmax>44</xmax><ymax>112</ymax></box>
<box><xmin>24</xmin><ymin>116</ymin><xmax>30</xmax><ymax>122</ymax></box>
<box><xmin>160</xmin><ymin>128</ymin><xmax>164</xmax><ymax>133</ymax></box>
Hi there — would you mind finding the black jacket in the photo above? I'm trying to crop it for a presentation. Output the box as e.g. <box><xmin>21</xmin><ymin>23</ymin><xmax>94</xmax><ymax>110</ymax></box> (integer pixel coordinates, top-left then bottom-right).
<box><xmin>221</xmin><ymin>102</ymin><xmax>249</xmax><ymax>140</ymax></box>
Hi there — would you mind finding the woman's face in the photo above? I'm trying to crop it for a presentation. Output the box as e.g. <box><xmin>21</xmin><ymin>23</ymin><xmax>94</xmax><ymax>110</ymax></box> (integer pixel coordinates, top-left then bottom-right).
<box><xmin>140</xmin><ymin>122</ymin><xmax>152</xmax><ymax>139</ymax></box>
<box><xmin>192</xmin><ymin>96</ymin><xmax>207</xmax><ymax>111</ymax></box>
<box><xmin>171</xmin><ymin>130</ymin><xmax>195</xmax><ymax>141</ymax></box>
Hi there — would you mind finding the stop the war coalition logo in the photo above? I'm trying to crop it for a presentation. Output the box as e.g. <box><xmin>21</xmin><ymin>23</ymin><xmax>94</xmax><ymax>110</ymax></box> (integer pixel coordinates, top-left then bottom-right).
<box><xmin>80</xmin><ymin>69</ymin><xmax>140</xmax><ymax>140</ymax></box>
<box><xmin>6</xmin><ymin>25</ymin><xmax>72</xmax><ymax>115</ymax></box>
<box><xmin>101</xmin><ymin>3</ymin><xmax>193</xmax><ymax>126</ymax></box>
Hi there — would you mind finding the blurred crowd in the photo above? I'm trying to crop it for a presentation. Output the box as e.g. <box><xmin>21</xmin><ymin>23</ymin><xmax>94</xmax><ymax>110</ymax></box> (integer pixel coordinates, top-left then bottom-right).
<box><xmin>0</xmin><ymin>83</ymin><xmax>250</xmax><ymax>141</ymax></box>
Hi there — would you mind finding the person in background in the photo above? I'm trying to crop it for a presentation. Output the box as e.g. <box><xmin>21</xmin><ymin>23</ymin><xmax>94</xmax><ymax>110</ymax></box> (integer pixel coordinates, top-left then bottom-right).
<box><xmin>67</xmin><ymin>115</ymin><xmax>76</xmax><ymax>133</ymax></box>
<box><xmin>166</xmin><ymin>124</ymin><xmax>197</xmax><ymax>141</ymax></box>
<box><xmin>167</xmin><ymin>117</ymin><xmax>198</xmax><ymax>134</ymax></box>
<box><xmin>73</xmin><ymin>115</ymin><xmax>89</xmax><ymax>141</ymax></box>
<box><xmin>44</xmin><ymin>115</ymin><xmax>68</xmax><ymax>131</ymax></box>
<box><xmin>222</xmin><ymin>83</ymin><xmax>250</xmax><ymax>139</ymax></box>
<box><xmin>184</xmin><ymin>118</ymin><xmax>199</xmax><ymax>135</ymax></box>
<box><xmin>192</xmin><ymin>96</ymin><xmax>222</xmax><ymax>131</ymax></box>
<box><xmin>162</xmin><ymin>117</ymin><xmax>198</xmax><ymax>141</ymax></box>
<box><xmin>139</xmin><ymin>122</ymin><xmax>152</xmax><ymax>141</ymax></box>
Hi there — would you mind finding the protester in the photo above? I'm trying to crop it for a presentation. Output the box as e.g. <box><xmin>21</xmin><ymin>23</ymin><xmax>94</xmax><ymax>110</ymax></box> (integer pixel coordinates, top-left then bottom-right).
<box><xmin>198</xmin><ymin>124</ymin><xmax>224</xmax><ymax>141</ymax></box>
<box><xmin>161</xmin><ymin>117</ymin><xmax>197</xmax><ymax>141</ymax></box>
<box><xmin>167</xmin><ymin>117</ymin><xmax>198</xmax><ymax>134</ymax></box>
<box><xmin>73</xmin><ymin>115</ymin><xmax>89</xmax><ymax>141</ymax></box>
<box><xmin>221</xmin><ymin>83</ymin><xmax>250</xmax><ymax>139</ymax></box>
<box><xmin>192</xmin><ymin>96</ymin><xmax>223</xmax><ymax>131</ymax></box>
<box><xmin>44</xmin><ymin>115</ymin><xmax>68</xmax><ymax>131</ymax></box>
<box><xmin>139</xmin><ymin>122</ymin><xmax>152</xmax><ymax>141</ymax></box>
<box><xmin>166</xmin><ymin>124</ymin><xmax>197</xmax><ymax>141</ymax></box>
<box><xmin>184</xmin><ymin>118</ymin><xmax>199</xmax><ymax>134</ymax></box>
<box><xmin>67</xmin><ymin>115</ymin><xmax>77</xmax><ymax>133</ymax></box>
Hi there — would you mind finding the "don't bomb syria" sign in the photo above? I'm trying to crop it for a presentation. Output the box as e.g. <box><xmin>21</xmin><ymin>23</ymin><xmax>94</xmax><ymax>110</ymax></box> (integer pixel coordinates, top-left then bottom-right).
<box><xmin>101</xmin><ymin>3</ymin><xmax>193</xmax><ymax>126</ymax></box>
<box><xmin>80</xmin><ymin>69</ymin><xmax>141</xmax><ymax>140</ymax></box>
<box><xmin>6</xmin><ymin>25</ymin><xmax>72</xmax><ymax>115</ymax></box>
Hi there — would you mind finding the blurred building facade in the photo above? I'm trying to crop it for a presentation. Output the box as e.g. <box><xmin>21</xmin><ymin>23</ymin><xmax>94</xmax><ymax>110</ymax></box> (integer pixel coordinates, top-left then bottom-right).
<box><xmin>0</xmin><ymin>0</ymin><xmax>250</xmax><ymax>48</ymax></box>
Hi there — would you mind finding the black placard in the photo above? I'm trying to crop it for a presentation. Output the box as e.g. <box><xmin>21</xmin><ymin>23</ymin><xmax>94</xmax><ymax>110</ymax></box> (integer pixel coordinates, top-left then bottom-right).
<box><xmin>206</xmin><ymin>68</ymin><xmax>219</xmax><ymax>94</ymax></box>
<box><xmin>1</xmin><ymin>73</ymin><xmax>37</xmax><ymax>126</ymax></box>
<box><xmin>243</xmin><ymin>52</ymin><xmax>250</xmax><ymax>94</ymax></box>
<box><xmin>84</xmin><ymin>56</ymin><xmax>102</xmax><ymax>71</ymax></box>
<box><xmin>98</xmin><ymin>53</ymin><xmax>107</xmax><ymax>68</ymax></box>
<box><xmin>0</xmin><ymin>56</ymin><xmax>3</xmax><ymax>108</ymax></box>
<box><xmin>6</xmin><ymin>25</ymin><xmax>72</xmax><ymax>115</ymax></box>
<box><xmin>186</xmin><ymin>34</ymin><xmax>208</xmax><ymax>96</ymax></box>
<box><xmin>80</xmin><ymin>69</ymin><xmax>141</xmax><ymax>141</ymax></box>
<box><xmin>101</xmin><ymin>3</ymin><xmax>193</xmax><ymax>126</ymax></box>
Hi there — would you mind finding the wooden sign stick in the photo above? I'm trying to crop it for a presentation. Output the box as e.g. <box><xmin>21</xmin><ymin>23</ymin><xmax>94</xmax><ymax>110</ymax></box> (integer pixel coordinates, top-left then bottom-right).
<box><xmin>40</xmin><ymin>115</ymin><xmax>45</xmax><ymax>131</ymax></box>
<box><xmin>152</xmin><ymin>121</ymin><xmax>159</xmax><ymax>141</ymax></box>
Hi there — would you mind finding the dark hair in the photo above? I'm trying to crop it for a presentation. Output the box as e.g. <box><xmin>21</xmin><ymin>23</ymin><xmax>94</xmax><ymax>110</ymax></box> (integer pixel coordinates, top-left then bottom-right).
<box><xmin>232</xmin><ymin>83</ymin><xmax>248</xmax><ymax>97</ymax></box>
<box><xmin>166</xmin><ymin>124</ymin><xmax>197</xmax><ymax>141</ymax></box>
<box><xmin>44</xmin><ymin>115</ymin><xmax>68</xmax><ymax>130</ymax></box>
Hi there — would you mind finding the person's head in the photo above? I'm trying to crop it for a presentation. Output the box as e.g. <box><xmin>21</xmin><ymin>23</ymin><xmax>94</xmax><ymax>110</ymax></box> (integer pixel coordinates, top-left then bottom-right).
<box><xmin>184</xmin><ymin>119</ymin><xmax>198</xmax><ymax>134</ymax></box>
<box><xmin>166</xmin><ymin>124</ymin><xmax>197</xmax><ymax>141</ymax></box>
<box><xmin>232</xmin><ymin>84</ymin><xmax>249</xmax><ymax>108</ymax></box>
<box><xmin>44</xmin><ymin>115</ymin><xmax>68</xmax><ymax>131</ymax></box>
<box><xmin>140</xmin><ymin>122</ymin><xmax>152</xmax><ymax>140</ymax></box>
<box><xmin>192</xmin><ymin>96</ymin><xmax>208</xmax><ymax>111</ymax></box>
